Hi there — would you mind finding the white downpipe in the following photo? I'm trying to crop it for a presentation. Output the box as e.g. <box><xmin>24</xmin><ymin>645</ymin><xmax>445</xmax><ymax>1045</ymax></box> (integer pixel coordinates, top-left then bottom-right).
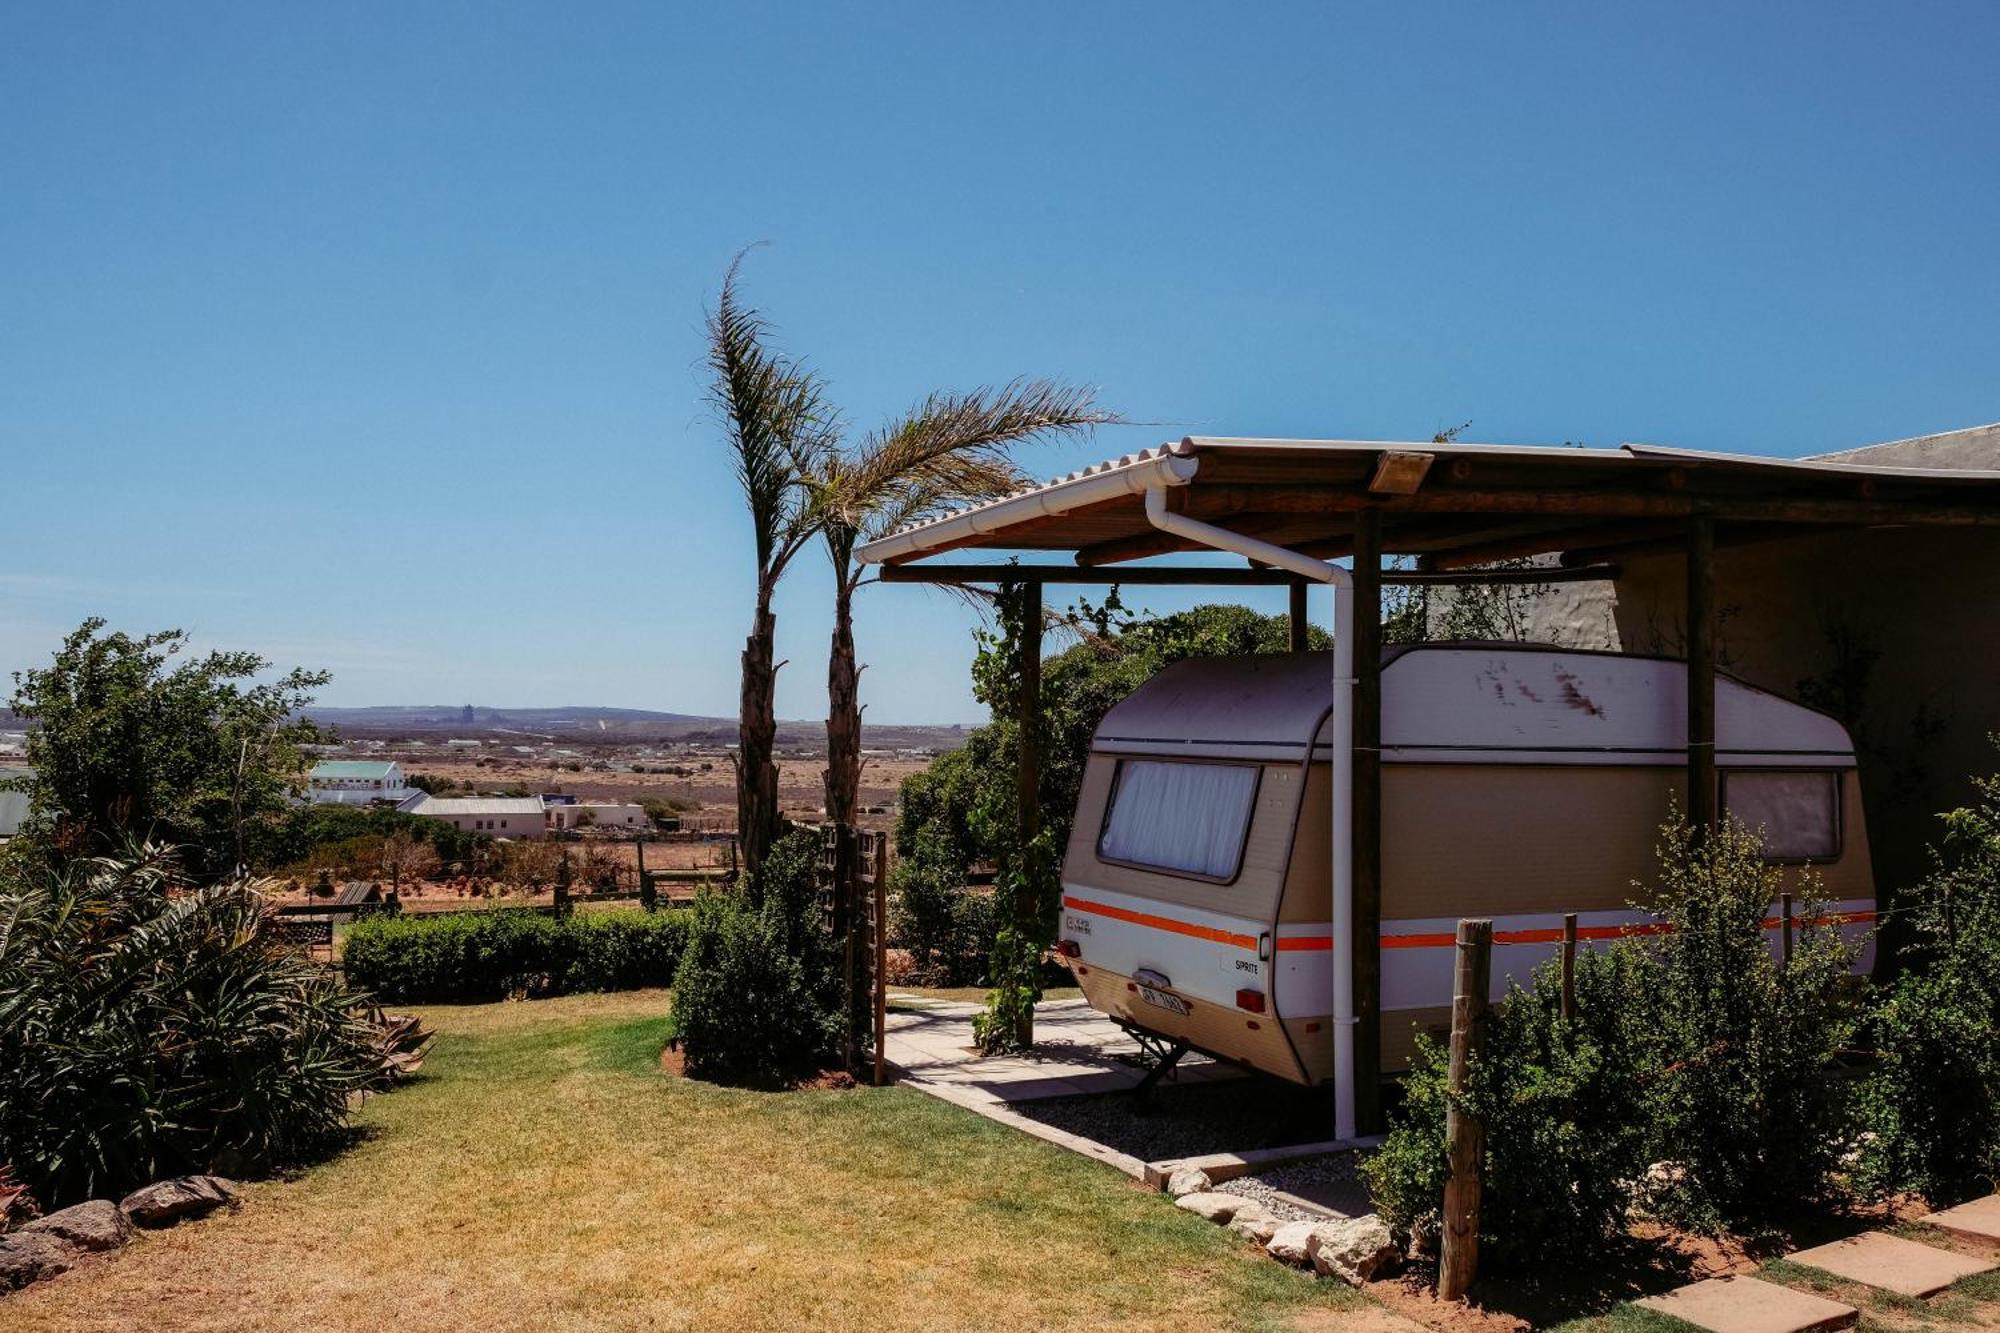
<box><xmin>1141</xmin><ymin>486</ymin><xmax>1360</xmax><ymax>1142</ymax></box>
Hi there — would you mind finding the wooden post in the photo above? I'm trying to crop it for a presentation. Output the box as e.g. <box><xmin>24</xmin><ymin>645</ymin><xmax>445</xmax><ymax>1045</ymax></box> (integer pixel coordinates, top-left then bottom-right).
<box><xmin>1289</xmin><ymin>579</ymin><xmax>1309</xmax><ymax>652</ymax></box>
<box><xmin>1781</xmin><ymin>891</ymin><xmax>1794</xmax><ymax>966</ymax></box>
<box><xmin>1560</xmin><ymin>912</ymin><xmax>1578</xmax><ymax>1024</ymax></box>
<box><xmin>1352</xmin><ymin>508</ymin><xmax>1385</xmax><ymax>1134</ymax></box>
<box><xmin>1439</xmin><ymin>918</ymin><xmax>1493</xmax><ymax>1304</ymax></box>
<box><xmin>1014</xmin><ymin>576</ymin><xmax>1045</xmax><ymax>1048</ymax></box>
<box><xmin>1686</xmin><ymin>515</ymin><xmax>1717</xmax><ymax>831</ymax></box>
<box><xmin>873</xmin><ymin>830</ymin><xmax>889</xmax><ymax>1087</ymax></box>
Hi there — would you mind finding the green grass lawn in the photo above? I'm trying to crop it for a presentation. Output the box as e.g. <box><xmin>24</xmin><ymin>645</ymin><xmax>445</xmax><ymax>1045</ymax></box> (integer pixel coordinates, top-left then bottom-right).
<box><xmin>7</xmin><ymin>989</ymin><xmax>1381</xmax><ymax>1333</ymax></box>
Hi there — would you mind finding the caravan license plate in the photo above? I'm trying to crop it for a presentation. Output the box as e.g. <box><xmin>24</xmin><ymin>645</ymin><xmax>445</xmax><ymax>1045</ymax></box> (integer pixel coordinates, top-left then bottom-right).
<box><xmin>1138</xmin><ymin>984</ymin><xmax>1190</xmax><ymax>1017</ymax></box>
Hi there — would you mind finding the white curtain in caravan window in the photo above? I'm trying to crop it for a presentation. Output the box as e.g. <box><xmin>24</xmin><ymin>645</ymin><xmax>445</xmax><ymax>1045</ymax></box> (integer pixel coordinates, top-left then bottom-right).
<box><xmin>1099</xmin><ymin>761</ymin><xmax>1259</xmax><ymax>879</ymax></box>
<box><xmin>1723</xmin><ymin>770</ymin><xmax>1840</xmax><ymax>861</ymax></box>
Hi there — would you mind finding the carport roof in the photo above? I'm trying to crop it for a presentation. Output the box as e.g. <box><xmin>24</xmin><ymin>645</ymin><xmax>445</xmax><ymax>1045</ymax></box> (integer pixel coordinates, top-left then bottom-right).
<box><xmin>853</xmin><ymin>436</ymin><xmax>2000</xmax><ymax>573</ymax></box>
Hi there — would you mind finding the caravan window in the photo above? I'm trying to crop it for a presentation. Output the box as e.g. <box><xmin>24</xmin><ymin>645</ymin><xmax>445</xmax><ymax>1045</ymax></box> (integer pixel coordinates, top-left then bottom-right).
<box><xmin>1721</xmin><ymin>770</ymin><xmax>1841</xmax><ymax>862</ymax></box>
<box><xmin>1098</xmin><ymin>760</ymin><xmax>1259</xmax><ymax>882</ymax></box>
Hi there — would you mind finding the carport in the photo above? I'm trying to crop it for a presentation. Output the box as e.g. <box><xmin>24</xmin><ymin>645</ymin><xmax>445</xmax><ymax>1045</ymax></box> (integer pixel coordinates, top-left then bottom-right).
<box><xmin>854</xmin><ymin>435</ymin><xmax>2000</xmax><ymax>1140</ymax></box>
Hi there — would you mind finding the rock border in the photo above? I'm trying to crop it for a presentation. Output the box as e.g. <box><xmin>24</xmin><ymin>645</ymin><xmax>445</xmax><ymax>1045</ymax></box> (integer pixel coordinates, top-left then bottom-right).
<box><xmin>0</xmin><ymin>1174</ymin><xmax>241</xmax><ymax>1297</ymax></box>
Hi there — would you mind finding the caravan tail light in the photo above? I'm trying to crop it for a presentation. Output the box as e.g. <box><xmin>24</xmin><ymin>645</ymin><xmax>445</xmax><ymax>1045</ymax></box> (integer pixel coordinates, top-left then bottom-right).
<box><xmin>1235</xmin><ymin>988</ymin><xmax>1266</xmax><ymax>1014</ymax></box>
<box><xmin>1055</xmin><ymin>939</ymin><xmax>1081</xmax><ymax>959</ymax></box>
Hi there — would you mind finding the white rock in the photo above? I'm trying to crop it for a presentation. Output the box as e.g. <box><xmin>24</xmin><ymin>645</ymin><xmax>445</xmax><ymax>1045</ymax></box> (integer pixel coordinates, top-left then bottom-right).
<box><xmin>1225</xmin><ymin>1201</ymin><xmax>1280</xmax><ymax>1245</ymax></box>
<box><xmin>1174</xmin><ymin>1192</ymin><xmax>1252</xmax><ymax>1224</ymax></box>
<box><xmin>1265</xmin><ymin>1220</ymin><xmax>1318</xmax><ymax>1265</ymax></box>
<box><xmin>1307</xmin><ymin>1215</ymin><xmax>1402</xmax><ymax>1286</ymax></box>
<box><xmin>1164</xmin><ymin>1165</ymin><xmax>1212</xmax><ymax>1198</ymax></box>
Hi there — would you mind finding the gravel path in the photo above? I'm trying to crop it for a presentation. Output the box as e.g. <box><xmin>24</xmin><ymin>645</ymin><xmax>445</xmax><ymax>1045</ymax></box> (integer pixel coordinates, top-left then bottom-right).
<box><xmin>1225</xmin><ymin>1152</ymin><xmax>1373</xmax><ymax>1221</ymax></box>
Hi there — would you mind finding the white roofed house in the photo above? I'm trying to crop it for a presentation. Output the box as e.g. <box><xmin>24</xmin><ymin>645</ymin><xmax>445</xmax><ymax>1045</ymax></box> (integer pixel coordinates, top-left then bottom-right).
<box><xmin>401</xmin><ymin>795</ymin><xmax>548</xmax><ymax>840</ymax></box>
<box><xmin>306</xmin><ymin>760</ymin><xmax>409</xmax><ymax>806</ymax></box>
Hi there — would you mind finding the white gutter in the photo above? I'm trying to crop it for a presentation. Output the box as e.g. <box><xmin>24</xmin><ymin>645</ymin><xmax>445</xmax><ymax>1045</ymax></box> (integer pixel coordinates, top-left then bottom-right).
<box><xmin>1141</xmin><ymin>485</ymin><xmax>1361</xmax><ymax>1142</ymax></box>
<box><xmin>856</xmin><ymin>446</ymin><xmax>1201</xmax><ymax>565</ymax></box>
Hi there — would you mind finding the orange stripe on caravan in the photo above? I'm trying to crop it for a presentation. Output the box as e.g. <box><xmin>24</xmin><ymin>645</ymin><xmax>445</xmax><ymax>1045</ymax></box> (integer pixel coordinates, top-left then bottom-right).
<box><xmin>1061</xmin><ymin>896</ymin><xmax>1258</xmax><ymax>950</ymax></box>
<box><xmin>1381</xmin><ymin>911</ymin><xmax>1877</xmax><ymax>950</ymax></box>
<box><xmin>1064</xmin><ymin>896</ymin><xmax>1876</xmax><ymax>953</ymax></box>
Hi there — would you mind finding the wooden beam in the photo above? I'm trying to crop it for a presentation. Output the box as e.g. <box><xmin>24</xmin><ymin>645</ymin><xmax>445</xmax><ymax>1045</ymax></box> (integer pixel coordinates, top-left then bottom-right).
<box><xmin>1076</xmin><ymin>512</ymin><xmax>1319</xmax><ymax>566</ymax></box>
<box><xmin>1419</xmin><ymin>520</ymin><xmax>1682</xmax><ymax>571</ymax></box>
<box><xmin>1179</xmin><ymin>483</ymin><xmax>2000</xmax><ymax>526</ymax></box>
<box><xmin>1686</xmin><ymin>517</ymin><xmax>1716</xmax><ymax>831</ymax></box>
<box><xmin>1288</xmin><ymin>580</ymin><xmax>1309</xmax><ymax>652</ymax></box>
<box><xmin>875</xmin><ymin>562</ymin><xmax>1622</xmax><ymax>587</ymax></box>
<box><xmin>1352</xmin><ymin>508</ymin><xmax>1384</xmax><ymax>1136</ymax></box>
<box><xmin>1014</xmin><ymin>575</ymin><xmax>1044</xmax><ymax>1047</ymax></box>
<box><xmin>1558</xmin><ymin>520</ymin><xmax>1855</xmax><ymax>569</ymax></box>
<box><xmin>1368</xmin><ymin>451</ymin><xmax>1434</xmax><ymax>495</ymax></box>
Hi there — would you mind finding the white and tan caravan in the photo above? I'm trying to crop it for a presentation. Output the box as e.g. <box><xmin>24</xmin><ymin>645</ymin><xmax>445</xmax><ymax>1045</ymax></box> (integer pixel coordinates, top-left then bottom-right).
<box><xmin>1057</xmin><ymin>644</ymin><xmax>1876</xmax><ymax>1087</ymax></box>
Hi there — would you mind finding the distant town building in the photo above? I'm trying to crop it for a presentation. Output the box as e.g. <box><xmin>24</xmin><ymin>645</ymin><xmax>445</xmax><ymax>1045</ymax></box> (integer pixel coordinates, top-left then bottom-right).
<box><xmin>306</xmin><ymin>760</ymin><xmax>409</xmax><ymax>806</ymax></box>
<box><xmin>545</xmin><ymin>800</ymin><xmax>650</xmax><ymax>832</ymax></box>
<box><xmin>399</xmin><ymin>795</ymin><xmax>548</xmax><ymax>839</ymax></box>
<box><xmin>0</xmin><ymin>766</ymin><xmax>29</xmax><ymax>843</ymax></box>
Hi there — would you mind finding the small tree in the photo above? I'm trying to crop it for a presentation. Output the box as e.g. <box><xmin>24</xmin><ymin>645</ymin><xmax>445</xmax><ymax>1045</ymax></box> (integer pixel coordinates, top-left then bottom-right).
<box><xmin>6</xmin><ymin>619</ymin><xmax>328</xmax><ymax>878</ymax></box>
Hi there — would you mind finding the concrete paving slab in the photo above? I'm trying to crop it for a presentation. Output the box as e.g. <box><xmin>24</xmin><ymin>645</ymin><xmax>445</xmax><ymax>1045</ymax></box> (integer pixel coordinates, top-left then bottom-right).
<box><xmin>1923</xmin><ymin>1194</ymin><xmax>2000</xmax><ymax>1245</ymax></box>
<box><xmin>883</xmin><ymin>996</ymin><xmax>1241</xmax><ymax>1106</ymax></box>
<box><xmin>1788</xmin><ymin>1231</ymin><xmax>1994</xmax><ymax>1298</ymax></box>
<box><xmin>1636</xmin><ymin>1276</ymin><xmax>1856</xmax><ymax>1333</ymax></box>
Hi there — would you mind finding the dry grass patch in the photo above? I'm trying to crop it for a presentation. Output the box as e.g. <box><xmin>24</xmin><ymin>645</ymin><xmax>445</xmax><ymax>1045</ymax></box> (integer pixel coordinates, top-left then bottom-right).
<box><xmin>6</xmin><ymin>988</ymin><xmax>1373</xmax><ymax>1333</ymax></box>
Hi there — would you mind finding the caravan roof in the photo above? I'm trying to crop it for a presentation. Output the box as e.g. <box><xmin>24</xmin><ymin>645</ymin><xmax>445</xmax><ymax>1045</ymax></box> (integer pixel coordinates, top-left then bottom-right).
<box><xmin>1094</xmin><ymin>645</ymin><xmax>1855</xmax><ymax>767</ymax></box>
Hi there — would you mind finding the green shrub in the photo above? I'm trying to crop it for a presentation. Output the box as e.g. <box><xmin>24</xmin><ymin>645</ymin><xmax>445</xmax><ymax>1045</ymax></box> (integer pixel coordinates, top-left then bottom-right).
<box><xmin>1365</xmin><ymin>812</ymin><xmax>1866</xmax><ymax>1262</ymax></box>
<box><xmin>1857</xmin><ymin>768</ymin><xmax>2000</xmax><ymax>1203</ymax></box>
<box><xmin>889</xmin><ymin>826</ymin><xmax>991</xmax><ymax>985</ymax></box>
<box><xmin>1366</xmin><ymin>945</ymin><xmax>1658</xmax><ymax>1264</ymax></box>
<box><xmin>666</xmin><ymin>829</ymin><xmax>839</xmax><ymax>1085</ymax></box>
<box><xmin>1636</xmin><ymin>817</ymin><xmax>1863</xmax><ymax>1234</ymax></box>
<box><xmin>342</xmin><ymin>907</ymin><xmax>692</xmax><ymax>1003</ymax></box>
<box><xmin>0</xmin><ymin>846</ymin><xmax>380</xmax><ymax>1206</ymax></box>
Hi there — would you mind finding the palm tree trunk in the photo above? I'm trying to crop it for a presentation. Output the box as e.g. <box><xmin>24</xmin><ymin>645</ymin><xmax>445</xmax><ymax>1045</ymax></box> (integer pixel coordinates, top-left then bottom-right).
<box><xmin>824</xmin><ymin>579</ymin><xmax>861</xmax><ymax>827</ymax></box>
<box><xmin>738</xmin><ymin>595</ymin><xmax>781</xmax><ymax>878</ymax></box>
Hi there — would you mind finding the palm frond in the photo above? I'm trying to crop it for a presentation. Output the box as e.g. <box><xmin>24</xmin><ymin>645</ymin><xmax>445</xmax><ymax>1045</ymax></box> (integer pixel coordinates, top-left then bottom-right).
<box><xmin>706</xmin><ymin>250</ymin><xmax>839</xmax><ymax>575</ymax></box>
<box><xmin>816</xmin><ymin>378</ymin><xmax>1118</xmax><ymax>550</ymax></box>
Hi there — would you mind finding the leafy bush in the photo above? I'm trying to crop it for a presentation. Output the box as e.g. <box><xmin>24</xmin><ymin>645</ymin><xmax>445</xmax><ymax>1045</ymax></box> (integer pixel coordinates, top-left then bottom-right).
<box><xmin>666</xmin><ymin>829</ymin><xmax>839</xmax><ymax>1084</ymax></box>
<box><xmin>1366</xmin><ymin>945</ymin><xmax>1659</xmax><ymax>1264</ymax></box>
<box><xmin>1636</xmin><ymin>817</ymin><xmax>1863</xmax><ymax>1234</ymax></box>
<box><xmin>1856</xmin><ymin>767</ymin><xmax>2000</xmax><ymax>1203</ymax></box>
<box><xmin>1365</xmin><ymin>812</ymin><xmax>1866</xmax><ymax>1261</ymax></box>
<box><xmin>254</xmin><ymin>804</ymin><xmax>483</xmax><ymax>872</ymax></box>
<box><xmin>343</xmin><ymin>907</ymin><xmax>692</xmax><ymax>1003</ymax></box>
<box><xmin>889</xmin><ymin>825</ymin><xmax>991</xmax><ymax>985</ymax></box>
<box><xmin>0</xmin><ymin>847</ymin><xmax>380</xmax><ymax>1206</ymax></box>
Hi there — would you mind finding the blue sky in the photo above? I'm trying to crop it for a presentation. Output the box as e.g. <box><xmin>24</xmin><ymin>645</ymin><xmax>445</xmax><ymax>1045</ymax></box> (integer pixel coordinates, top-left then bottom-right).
<box><xmin>3</xmin><ymin>3</ymin><xmax>1995</xmax><ymax>722</ymax></box>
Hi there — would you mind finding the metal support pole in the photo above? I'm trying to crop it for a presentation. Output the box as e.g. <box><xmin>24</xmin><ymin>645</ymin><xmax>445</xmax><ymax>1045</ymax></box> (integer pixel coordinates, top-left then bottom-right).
<box><xmin>1289</xmin><ymin>579</ymin><xmax>1309</xmax><ymax>652</ymax></box>
<box><xmin>1352</xmin><ymin>509</ymin><xmax>1384</xmax><ymax>1134</ymax></box>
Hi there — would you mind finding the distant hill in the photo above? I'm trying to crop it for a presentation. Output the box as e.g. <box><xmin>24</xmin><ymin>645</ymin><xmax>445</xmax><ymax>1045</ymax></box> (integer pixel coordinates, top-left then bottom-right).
<box><xmin>302</xmin><ymin>704</ymin><xmax>715</xmax><ymax>729</ymax></box>
<box><xmin>297</xmin><ymin>704</ymin><xmax>967</xmax><ymax>751</ymax></box>
<box><xmin>0</xmin><ymin>704</ymin><xmax>968</xmax><ymax>752</ymax></box>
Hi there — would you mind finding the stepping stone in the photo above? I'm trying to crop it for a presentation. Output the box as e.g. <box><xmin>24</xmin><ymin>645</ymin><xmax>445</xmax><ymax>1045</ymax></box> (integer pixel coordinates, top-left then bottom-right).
<box><xmin>1788</xmin><ymin>1230</ymin><xmax>1994</xmax><ymax>1298</ymax></box>
<box><xmin>1636</xmin><ymin>1276</ymin><xmax>1856</xmax><ymax>1333</ymax></box>
<box><xmin>1922</xmin><ymin>1194</ymin><xmax>2000</xmax><ymax>1245</ymax></box>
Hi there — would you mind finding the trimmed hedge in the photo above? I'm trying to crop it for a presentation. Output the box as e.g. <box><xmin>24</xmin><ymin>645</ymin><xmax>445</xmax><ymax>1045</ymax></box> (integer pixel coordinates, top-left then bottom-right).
<box><xmin>343</xmin><ymin>908</ymin><xmax>692</xmax><ymax>1003</ymax></box>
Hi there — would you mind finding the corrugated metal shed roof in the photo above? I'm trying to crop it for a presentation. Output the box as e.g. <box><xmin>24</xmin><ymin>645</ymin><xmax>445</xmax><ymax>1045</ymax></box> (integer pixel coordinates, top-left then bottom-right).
<box><xmin>405</xmin><ymin>796</ymin><xmax>546</xmax><ymax>817</ymax></box>
<box><xmin>311</xmin><ymin>761</ymin><xmax>401</xmax><ymax>779</ymax></box>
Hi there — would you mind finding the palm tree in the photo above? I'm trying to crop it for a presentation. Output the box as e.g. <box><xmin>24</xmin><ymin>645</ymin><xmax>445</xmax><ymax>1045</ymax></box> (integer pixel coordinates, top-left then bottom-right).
<box><xmin>705</xmin><ymin>253</ymin><xmax>836</xmax><ymax>877</ymax></box>
<box><xmin>813</xmin><ymin>384</ymin><xmax>1114</xmax><ymax>824</ymax></box>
